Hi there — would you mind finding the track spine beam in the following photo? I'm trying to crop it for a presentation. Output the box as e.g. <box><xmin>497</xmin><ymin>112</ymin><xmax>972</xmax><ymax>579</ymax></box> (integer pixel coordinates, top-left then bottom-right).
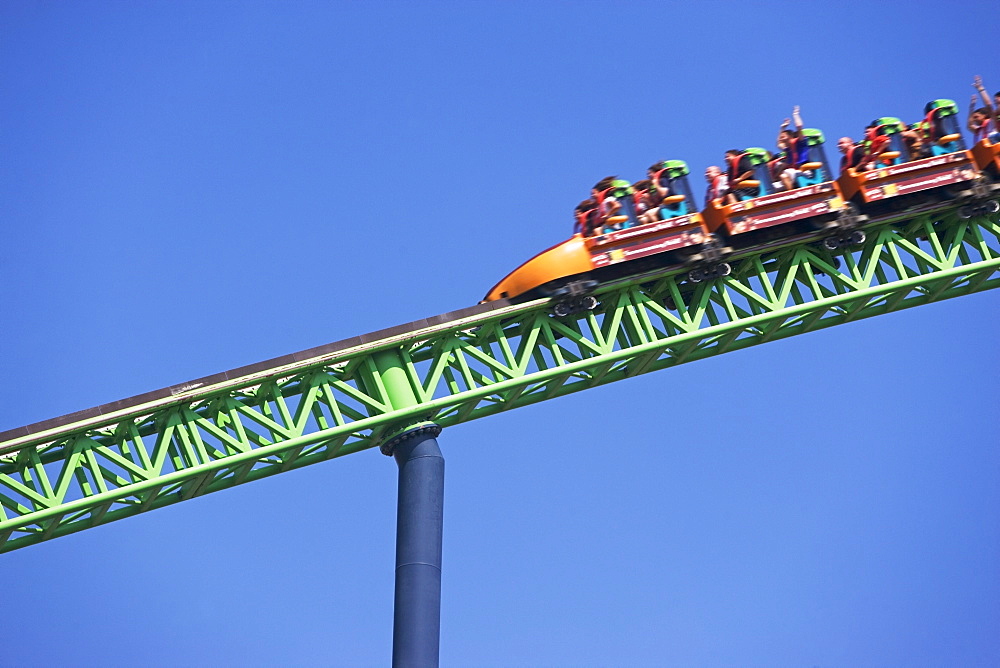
<box><xmin>1</xmin><ymin>209</ymin><xmax>998</xmax><ymax>553</ymax></box>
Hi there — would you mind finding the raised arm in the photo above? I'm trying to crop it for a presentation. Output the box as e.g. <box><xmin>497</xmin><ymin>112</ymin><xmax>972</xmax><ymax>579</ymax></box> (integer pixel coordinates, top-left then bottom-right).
<box><xmin>791</xmin><ymin>105</ymin><xmax>804</xmax><ymax>132</ymax></box>
<box><xmin>973</xmin><ymin>76</ymin><xmax>994</xmax><ymax>111</ymax></box>
<box><xmin>968</xmin><ymin>94</ymin><xmax>981</xmax><ymax>132</ymax></box>
<box><xmin>777</xmin><ymin>106</ymin><xmax>805</xmax><ymax>146</ymax></box>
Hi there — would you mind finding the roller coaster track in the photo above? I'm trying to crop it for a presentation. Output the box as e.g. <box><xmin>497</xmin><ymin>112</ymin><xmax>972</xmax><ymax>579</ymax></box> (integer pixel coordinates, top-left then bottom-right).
<box><xmin>1</xmin><ymin>205</ymin><xmax>998</xmax><ymax>553</ymax></box>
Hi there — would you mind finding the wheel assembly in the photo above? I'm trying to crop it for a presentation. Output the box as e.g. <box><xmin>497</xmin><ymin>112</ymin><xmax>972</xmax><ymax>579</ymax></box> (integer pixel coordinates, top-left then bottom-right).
<box><xmin>957</xmin><ymin>199</ymin><xmax>1000</xmax><ymax>219</ymax></box>
<box><xmin>687</xmin><ymin>268</ymin><xmax>706</xmax><ymax>283</ymax></box>
<box><xmin>552</xmin><ymin>302</ymin><xmax>572</xmax><ymax>317</ymax></box>
<box><xmin>551</xmin><ymin>294</ymin><xmax>599</xmax><ymax>318</ymax></box>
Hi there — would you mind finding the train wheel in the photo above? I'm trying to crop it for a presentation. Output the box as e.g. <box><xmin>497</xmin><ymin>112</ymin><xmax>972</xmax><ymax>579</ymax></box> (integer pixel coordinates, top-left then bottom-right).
<box><xmin>713</xmin><ymin>262</ymin><xmax>732</xmax><ymax>278</ymax></box>
<box><xmin>687</xmin><ymin>268</ymin><xmax>706</xmax><ymax>283</ymax></box>
<box><xmin>822</xmin><ymin>237</ymin><xmax>840</xmax><ymax>251</ymax></box>
<box><xmin>848</xmin><ymin>230</ymin><xmax>866</xmax><ymax>246</ymax></box>
<box><xmin>986</xmin><ymin>200</ymin><xmax>1000</xmax><ymax>214</ymax></box>
<box><xmin>581</xmin><ymin>295</ymin><xmax>598</xmax><ymax>311</ymax></box>
<box><xmin>552</xmin><ymin>302</ymin><xmax>572</xmax><ymax>317</ymax></box>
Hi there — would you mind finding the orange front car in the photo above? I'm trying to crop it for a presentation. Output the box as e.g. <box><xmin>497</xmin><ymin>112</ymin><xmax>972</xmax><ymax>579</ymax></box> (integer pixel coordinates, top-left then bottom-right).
<box><xmin>483</xmin><ymin>235</ymin><xmax>593</xmax><ymax>302</ymax></box>
<box><xmin>483</xmin><ymin>214</ymin><xmax>711</xmax><ymax>302</ymax></box>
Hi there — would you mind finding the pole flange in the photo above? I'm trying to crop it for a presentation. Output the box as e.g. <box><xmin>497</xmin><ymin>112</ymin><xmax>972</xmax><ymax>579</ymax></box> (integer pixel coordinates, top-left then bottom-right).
<box><xmin>379</xmin><ymin>422</ymin><xmax>442</xmax><ymax>457</ymax></box>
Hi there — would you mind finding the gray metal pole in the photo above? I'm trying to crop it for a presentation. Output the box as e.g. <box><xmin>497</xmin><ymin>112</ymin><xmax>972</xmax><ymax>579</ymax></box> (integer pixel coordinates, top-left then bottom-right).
<box><xmin>386</xmin><ymin>426</ymin><xmax>444</xmax><ymax>668</ymax></box>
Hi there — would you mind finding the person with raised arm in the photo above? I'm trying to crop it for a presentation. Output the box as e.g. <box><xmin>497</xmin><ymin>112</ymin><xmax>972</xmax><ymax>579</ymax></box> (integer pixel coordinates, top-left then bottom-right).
<box><xmin>775</xmin><ymin>106</ymin><xmax>809</xmax><ymax>190</ymax></box>
<box><xmin>969</xmin><ymin>75</ymin><xmax>999</xmax><ymax>143</ymax></box>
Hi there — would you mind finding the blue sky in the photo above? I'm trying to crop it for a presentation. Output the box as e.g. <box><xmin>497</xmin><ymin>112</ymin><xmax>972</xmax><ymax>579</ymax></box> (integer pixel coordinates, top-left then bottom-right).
<box><xmin>2</xmin><ymin>2</ymin><xmax>998</xmax><ymax>666</ymax></box>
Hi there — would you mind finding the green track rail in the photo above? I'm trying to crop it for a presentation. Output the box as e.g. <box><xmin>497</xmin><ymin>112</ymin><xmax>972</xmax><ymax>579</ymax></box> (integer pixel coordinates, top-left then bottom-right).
<box><xmin>1</xmin><ymin>207</ymin><xmax>998</xmax><ymax>553</ymax></box>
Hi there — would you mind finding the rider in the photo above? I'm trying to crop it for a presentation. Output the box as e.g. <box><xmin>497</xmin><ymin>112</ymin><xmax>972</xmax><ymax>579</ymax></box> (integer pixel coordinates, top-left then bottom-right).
<box><xmin>775</xmin><ymin>106</ymin><xmax>808</xmax><ymax>190</ymax></box>
<box><xmin>968</xmin><ymin>104</ymin><xmax>999</xmax><ymax>143</ymax></box>
<box><xmin>724</xmin><ymin>149</ymin><xmax>756</xmax><ymax>204</ymax></box>
<box><xmin>704</xmin><ymin>165</ymin><xmax>727</xmax><ymax>204</ymax></box>
<box><xmin>837</xmin><ymin>136</ymin><xmax>865</xmax><ymax>172</ymax></box>
<box><xmin>637</xmin><ymin>163</ymin><xmax>674</xmax><ymax>224</ymax></box>
<box><xmin>632</xmin><ymin>179</ymin><xmax>657</xmax><ymax>225</ymax></box>
<box><xmin>591</xmin><ymin>176</ymin><xmax>634</xmax><ymax>233</ymax></box>
<box><xmin>574</xmin><ymin>199</ymin><xmax>599</xmax><ymax>236</ymax></box>
<box><xmin>971</xmin><ymin>75</ymin><xmax>1000</xmax><ymax>136</ymax></box>
<box><xmin>903</xmin><ymin>122</ymin><xmax>930</xmax><ymax>160</ymax></box>
<box><xmin>857</xmin><ymin>121</ymin><xmax>893</xmax><ymax>171</ymax></box>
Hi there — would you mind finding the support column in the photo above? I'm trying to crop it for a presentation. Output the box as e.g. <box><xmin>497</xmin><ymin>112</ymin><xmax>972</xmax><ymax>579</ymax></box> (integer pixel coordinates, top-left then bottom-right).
<box><xmin>372</xmin><ymin>349</ymin><xmax>444</xmax><ymax>668</ymax></box>
<box><xmin>387</xmin><ymin>427</ymin><xmax>444</xmax><ymax>668</ymax></box>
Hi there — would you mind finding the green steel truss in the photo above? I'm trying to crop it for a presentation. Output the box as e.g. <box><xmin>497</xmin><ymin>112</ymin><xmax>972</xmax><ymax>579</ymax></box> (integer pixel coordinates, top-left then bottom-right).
<box><xmin>1</xmin><ymin>208</ymin><xmax>998</xmax><ymax>553</ymax></box>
